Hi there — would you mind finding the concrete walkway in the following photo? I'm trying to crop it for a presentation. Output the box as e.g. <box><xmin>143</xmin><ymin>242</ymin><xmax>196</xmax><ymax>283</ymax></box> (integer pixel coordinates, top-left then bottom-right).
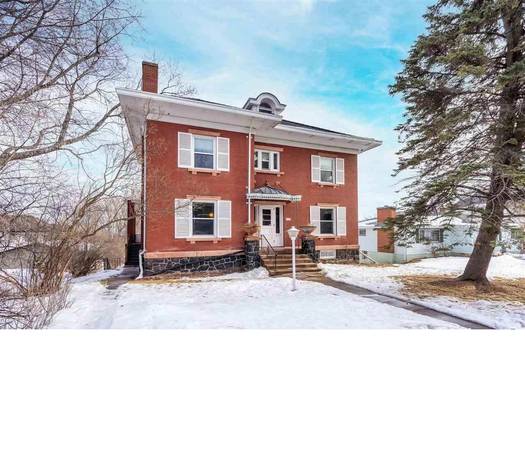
<box><xmin>105</xmin><ymin>266</ymin><xmax>139</xmax><ymax>290</ymax></box>
<box><xmin>297</xmin><ymin>273</ymin><xmax>491</xmax><ymax>329</ymax></box>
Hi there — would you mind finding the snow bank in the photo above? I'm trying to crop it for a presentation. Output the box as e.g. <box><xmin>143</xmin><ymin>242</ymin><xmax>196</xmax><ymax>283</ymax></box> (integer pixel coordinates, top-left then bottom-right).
<box><xmin>49</xmin><ymin>269</ymin><xmax>457</xmax><ymax>329</ymax></box>
<box><xmin>322</xmin><ymin>255</ymin><xmax>525</xmax><ymax>329</ymax></box>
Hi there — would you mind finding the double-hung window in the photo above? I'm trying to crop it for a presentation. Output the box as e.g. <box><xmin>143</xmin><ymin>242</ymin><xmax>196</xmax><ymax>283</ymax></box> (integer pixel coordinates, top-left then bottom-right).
<box><xmin>255</xmin><ymin>149</ymin><xmax>279</xmax><ymax>172</ymax></box>
<box><xmin>175</xmin><ymin>199</ymin><xmax>232</xmax><ymax>239</ymax></box>
<box><xmin>193</xmin><ymin>136</ymin><xmax>215</xmax><ymax>170</ymax></box>
<box><xmin>178</xmin><ymin>132</ymin><xmax>230</xmax><ymax>171</ymax></box>
<box><xmin>311</xmin><ymin>155</ymin><xmax>344</xmax><ymax>184</ymax></box>
<box><xmin>320</xmin><ymin>157</ymin><xmax>335</xmax><ymax>183</ymax></box>
<box><xmin>319</xmin><ymin>208</ymin><xmax>335</xmax><ymax>235</ymax></box>
<box><xmin>192</xmin><ymin>202</ymin><xmax>215</xmax><ymax>236</ymax></box>
<box><xmin>310</xmin><ymin>205</ymin><xmax>346</xmax><ymax>236</ymax></box>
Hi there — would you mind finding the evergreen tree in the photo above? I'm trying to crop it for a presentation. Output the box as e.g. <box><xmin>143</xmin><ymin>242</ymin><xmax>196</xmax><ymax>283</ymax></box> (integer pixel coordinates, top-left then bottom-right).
<box><xmin>390</xmin><ymin>0</ymin><xmax>525</xmax><ymax>285</ymax></box>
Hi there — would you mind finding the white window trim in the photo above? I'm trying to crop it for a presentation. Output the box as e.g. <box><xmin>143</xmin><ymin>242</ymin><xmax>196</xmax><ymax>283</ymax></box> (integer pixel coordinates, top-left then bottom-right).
<box><xmin>319</xmin><ymin>206</ymin><xmax>336</xmax><ymax>236</ymax></box>
<box><xmin>255</xmin><ymin>148</ymin><xmax>280</xmax><ymax>172</ymax></box>
<box><xmin>193</xmin><ymin>134</ymin><xmax>217</xmax><ymax>171</ymax></box>
<box><xmin>191</xmin><ymin>200</ymin><xmax>216</xmax><ymax>238</ymax></box>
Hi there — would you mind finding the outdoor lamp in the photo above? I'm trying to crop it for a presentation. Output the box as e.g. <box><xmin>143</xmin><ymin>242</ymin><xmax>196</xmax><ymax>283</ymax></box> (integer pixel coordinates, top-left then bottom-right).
<box><xmin>287</xmin><ymin>226</ymin><xmax>299</xmax><ymax>291</ymax></box>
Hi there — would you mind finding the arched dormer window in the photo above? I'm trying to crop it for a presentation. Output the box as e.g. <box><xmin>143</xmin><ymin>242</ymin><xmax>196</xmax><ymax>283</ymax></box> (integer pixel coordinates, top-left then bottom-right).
<box><xmin>242</xmin><ymin>93</ymin><xmax>286</xmax><ymax>115</ymax></box>
<box><xmin>258</xmin><ymin>101</ymin><xmax>274</xmax><ymax>114</ymax></box>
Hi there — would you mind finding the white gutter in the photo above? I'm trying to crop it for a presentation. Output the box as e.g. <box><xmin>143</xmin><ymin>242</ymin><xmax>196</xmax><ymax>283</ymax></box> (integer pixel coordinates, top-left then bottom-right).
<box><xmin>247</xmin><ymin>125</ymin><xmax>253</xmax><ymax>223</ymax></box>
<box><xmin>137</xmin><ymin>250</ymin><xmax>145</xmax><ymax>279</ymax></box>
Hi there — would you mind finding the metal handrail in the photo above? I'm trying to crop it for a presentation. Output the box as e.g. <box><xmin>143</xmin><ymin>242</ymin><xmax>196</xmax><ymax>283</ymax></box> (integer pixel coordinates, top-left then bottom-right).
<box><xmin>359</xmin><ymin>250</ymin><xmax>379</xmax><ymax>264</ymax></box>
<box><xmin>259</xmin><ymin>234</ymin><xmax>278</xmax><ymax>272</ymax></box>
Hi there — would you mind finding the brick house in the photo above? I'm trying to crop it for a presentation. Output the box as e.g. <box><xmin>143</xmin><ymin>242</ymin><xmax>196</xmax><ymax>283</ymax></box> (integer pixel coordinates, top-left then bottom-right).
<box><xmin>118</xmin><ymin>62</ymin><xmax>382</xmax><ymax>275</ymax></box>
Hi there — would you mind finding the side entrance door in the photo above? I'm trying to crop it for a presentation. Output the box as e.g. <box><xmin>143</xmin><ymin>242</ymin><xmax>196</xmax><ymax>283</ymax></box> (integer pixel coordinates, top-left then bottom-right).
<box><xmin>258</xmin><ymin>205</ymin><xmax>283</xmax><ymax>248</ymax></box>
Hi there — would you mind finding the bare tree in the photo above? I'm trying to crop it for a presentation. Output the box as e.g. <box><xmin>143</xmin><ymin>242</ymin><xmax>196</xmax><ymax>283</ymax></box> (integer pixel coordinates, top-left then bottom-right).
<box><xmin>0</xmin><ymin>0</ymin><xmax>139</xmax><ymax>168</ymax></box>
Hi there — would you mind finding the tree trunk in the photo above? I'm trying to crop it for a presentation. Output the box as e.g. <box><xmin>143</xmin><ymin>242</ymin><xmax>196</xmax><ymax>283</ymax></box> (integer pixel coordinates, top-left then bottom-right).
<box><xmin>459</xmin><ymin>194</ymin><xmax>505</xmax><ymax>285</ymax></box>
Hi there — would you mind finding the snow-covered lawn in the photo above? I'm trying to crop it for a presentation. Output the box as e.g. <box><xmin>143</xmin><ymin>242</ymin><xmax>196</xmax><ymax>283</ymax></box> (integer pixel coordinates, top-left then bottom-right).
<box><xmin>322</xmin><ymin>255</ymin><xmax>525</xmax><ymax>329</ymax></box>
<box><xmin>49</xmin><ymin>268</ymin><xmax>457</xmax><ymax>329</ymax></box>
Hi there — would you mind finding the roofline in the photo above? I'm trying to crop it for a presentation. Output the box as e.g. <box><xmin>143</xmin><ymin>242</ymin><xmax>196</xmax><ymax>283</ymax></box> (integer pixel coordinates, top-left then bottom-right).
<box><xmin>117</xmin><ymin>88</ymin><xmax>382</xmax><ymax>153</ymax></box>
<box><xmin>275</xmin><ymin>123</ymin><xmax>382</xmax><ymax>148</ymax></box>
<box><xmin>117</xmin><ymin>88</ymin><xmax>283</xmax><ymax>122</ymax></box>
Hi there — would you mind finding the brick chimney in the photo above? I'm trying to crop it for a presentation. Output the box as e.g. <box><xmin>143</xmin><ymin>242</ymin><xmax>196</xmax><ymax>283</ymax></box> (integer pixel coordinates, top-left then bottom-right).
<box><xmin>377</xmin><ymin>206</ymin><xmax>396</xmax><ymax>253</ymax></box>
<box><xmin>142</xmin><ymin>61</ymin><xmax>158</xmax><ymax>93</ymax></box>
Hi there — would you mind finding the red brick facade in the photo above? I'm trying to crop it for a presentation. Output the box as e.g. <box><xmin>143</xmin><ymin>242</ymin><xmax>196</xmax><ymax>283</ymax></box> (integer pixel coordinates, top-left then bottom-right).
<box><xmin>144</xmin><ymin>120</ymin><xmax>359</xmax><ymax>257</ymax></box>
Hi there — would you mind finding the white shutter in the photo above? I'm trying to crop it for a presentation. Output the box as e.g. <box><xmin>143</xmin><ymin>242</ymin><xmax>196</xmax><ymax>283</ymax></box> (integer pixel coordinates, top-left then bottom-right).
<box><xmin>178</xmin><ymin>132</ymin><xmax>193</xmax><ymax>168</ymax></box>
<box><xmin>174</xmin><ymin>199</ymin><xmax>191</xmax><ymax>238</ymax></box>
<box><xmin>337</xmin><ymin>206</ymin><xmax>347</xmax><ymax>236</ymax></box>
<box><xmin>310</xmin><ymin>205</ymin><xmax>320</xmax><ymax>236</ymax></box>
<box><xmin>217</xmin><ymin>137</ymin><xmax>230</xmax><ymax>171</ymax></box>
<box><xmin>311</xmin><ymin>155</ymin><xmax>321</xmax><ymax>182</ymax></box>
<box><xmin>217</xmin><ymin>200</ymin><xmax>231</xmax><ymax>238</ymax></box>
<box><xmin>336</xmin><ymin>158</ymin><xmax>345</xmax><ymax>185</ymax></box>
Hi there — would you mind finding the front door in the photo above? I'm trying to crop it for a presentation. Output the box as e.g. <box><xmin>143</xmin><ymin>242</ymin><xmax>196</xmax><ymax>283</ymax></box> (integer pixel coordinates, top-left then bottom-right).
<box><xmin>258</xmin><ymin>205</ymin><xmax>283</xmax><ymax>247</ymax></box>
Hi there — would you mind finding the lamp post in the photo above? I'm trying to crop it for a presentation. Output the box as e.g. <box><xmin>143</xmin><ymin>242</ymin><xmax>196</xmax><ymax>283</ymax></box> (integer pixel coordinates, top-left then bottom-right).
<box><xmin>287</xmin><ymin>226</ymin><xmax>299</xmax><ymax>291</ymax></box>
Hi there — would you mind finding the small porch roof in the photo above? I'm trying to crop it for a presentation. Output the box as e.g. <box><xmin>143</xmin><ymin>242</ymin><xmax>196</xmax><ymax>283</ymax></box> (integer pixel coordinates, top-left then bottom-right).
<box><xmin>247</xmin><ymin>184</ymin><xmax>301</xmax><ymax>202</ymax></box>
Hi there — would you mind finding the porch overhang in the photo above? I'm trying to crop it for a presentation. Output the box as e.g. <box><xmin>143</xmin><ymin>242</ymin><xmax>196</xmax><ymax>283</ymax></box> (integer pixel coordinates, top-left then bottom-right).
<box><xmin>247</xmin><ymin>184</ymin><xmax>301</xmax><ymax>202</ymax></box>
<box><xmin>247</xmin><ymin>192</ymin><xmax>302</xmax><ymax>202</ymax></box>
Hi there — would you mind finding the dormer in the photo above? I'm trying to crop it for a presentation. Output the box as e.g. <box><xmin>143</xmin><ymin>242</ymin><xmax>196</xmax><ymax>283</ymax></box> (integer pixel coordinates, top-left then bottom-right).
<box><xmin>242</xmin><ymin>92</ymin><xmax>286</xmax><ymax>115</ymax></box>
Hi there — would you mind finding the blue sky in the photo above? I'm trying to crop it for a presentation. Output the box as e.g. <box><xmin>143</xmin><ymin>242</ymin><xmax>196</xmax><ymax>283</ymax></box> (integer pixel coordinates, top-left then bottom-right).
<box><xmin>127</xmin><ymin>0</ymin><xmax>434</xmax><ymax>219</ymax></box>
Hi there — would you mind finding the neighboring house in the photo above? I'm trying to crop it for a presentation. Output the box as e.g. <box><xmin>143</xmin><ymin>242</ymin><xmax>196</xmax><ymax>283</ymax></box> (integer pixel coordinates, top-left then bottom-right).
<box><xmin>118</xmin><ymin>61</ymin><xmax>382</xmax><ymax>275</ymax></box>
<box><xmin>359</xmin><ymin>207</ymin><xmax>525</xmax><ymax>264</ymax></box>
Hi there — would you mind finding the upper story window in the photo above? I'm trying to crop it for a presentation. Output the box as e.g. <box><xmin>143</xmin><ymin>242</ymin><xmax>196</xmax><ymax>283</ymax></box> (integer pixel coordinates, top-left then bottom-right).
<box><xmin>193</xmin><ymin>136</ymin><xmax>215</xmax><ymax>169</ymax></box>
<box><xmin>178</xmin><ymin>132</ymin><xmax>230</xmax><ymax>172</ymax></box>
<box><xmin>311</xmin><ymin>155</ymin><xmax>344</xmax><ymax>185</ymax></box>
<box><xmin>255</xmin><ymin>149</ymin><xmax>279</xmax><ymax>172</ymax></box>
<box><xmin>320</xmin><ymin>157</ymin><xmax>335</xmax><ymax>183</ymax></box>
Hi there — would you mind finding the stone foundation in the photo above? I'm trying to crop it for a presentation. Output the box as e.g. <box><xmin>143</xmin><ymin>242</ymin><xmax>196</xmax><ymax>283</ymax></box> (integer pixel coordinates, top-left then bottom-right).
<box><xmin>143</xmin><ymin>240</ymin><xmax>261</xmax><ymax>277</ymax></box>
<box><xmin>335</xmin><ymin>248</ymin><xmax>359</xmax><ymax>261</ymax></box>
<box><xmin>244</xmin><ymin>239</ymin><xmax>261</xmax><ymax>270</ymax></box>
<box><xmin>143</xmin><ymin>252</ymin><xmax>246</xmax><ymax>276</ymax></box>
<box><xmin>301</xmin><ymin>237</ymin><xmax>317</xmax><ymax>261</ymax></box>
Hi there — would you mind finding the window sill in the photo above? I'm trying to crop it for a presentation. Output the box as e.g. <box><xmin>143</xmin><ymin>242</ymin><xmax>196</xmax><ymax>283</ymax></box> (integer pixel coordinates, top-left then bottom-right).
<box><xmin>317</xmin><ymin>182</ymin><xmax>338</xmax><ymax>187</ymax></box>
<box><xmin>255</xmin><ymin>169</ymin><xmax>284</xmax><ymax>176</ymax></box>
<box><xmin>188</xmin><ymin>168</ymin><xmax>223</xmax><ymax>175</ymax></box>
<box><xmin>186</xmin><ymin>237</ymin><xmax>222</xmax><ymax>243</ymax></box>
<box><xmin>318</xmin><ymin>234</ymin><xmax>339</xmax><ymax>240</ymax></box>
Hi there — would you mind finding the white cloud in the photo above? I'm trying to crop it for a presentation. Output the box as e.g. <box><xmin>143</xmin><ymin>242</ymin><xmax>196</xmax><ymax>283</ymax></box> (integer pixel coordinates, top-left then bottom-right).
<box><xmin>130</xmin><ymin>0</ymin><xmax>424</xmax><ymax>218</ymax></box>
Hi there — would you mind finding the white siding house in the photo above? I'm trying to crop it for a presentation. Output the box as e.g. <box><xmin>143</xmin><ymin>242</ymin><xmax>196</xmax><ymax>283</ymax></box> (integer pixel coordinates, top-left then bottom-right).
<box><xmin>359</xmin><ymin>211</ymin><xmax>524</xmax><ymax>264</ymax></box>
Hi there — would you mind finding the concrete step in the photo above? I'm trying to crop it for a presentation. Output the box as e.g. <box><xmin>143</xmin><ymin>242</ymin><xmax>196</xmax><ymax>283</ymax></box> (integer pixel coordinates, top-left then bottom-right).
<box><xmin>269</xmin><ymin>267</ymin><xmax>323</xmax><ymax>276</ymax></box>
<box><xmin>261</xmin><ymin>255</ymin><xmax>312</xmax><ymax>262</ymax></box>
<box><xmin>265</xmin><ymin>264</ymin><xmax>319</xmax><ymax>271</ymax></box>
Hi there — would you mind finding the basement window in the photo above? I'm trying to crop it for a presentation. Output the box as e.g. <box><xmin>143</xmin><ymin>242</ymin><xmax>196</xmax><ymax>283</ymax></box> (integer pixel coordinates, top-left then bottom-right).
<box><xmin>320</xmin><ymin>249</ymin><xmax>336</xmax><ymax>260</ymax></box>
